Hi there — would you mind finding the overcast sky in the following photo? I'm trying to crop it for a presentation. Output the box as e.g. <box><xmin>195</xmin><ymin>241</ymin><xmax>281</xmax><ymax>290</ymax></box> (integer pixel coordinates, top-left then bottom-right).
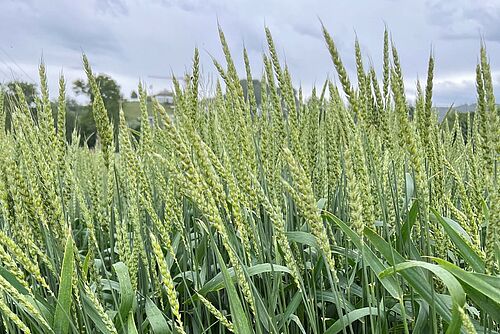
<box><xmin>1</xmin><ymin>0</ymin><xmax>499</xmax><ymax>106</ymax></box>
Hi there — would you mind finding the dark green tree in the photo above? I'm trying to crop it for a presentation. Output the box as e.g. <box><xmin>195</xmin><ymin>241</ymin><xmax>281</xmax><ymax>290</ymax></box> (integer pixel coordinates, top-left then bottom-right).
<box><xmin>1</xmin><ymin>81</ymin><xmax>38</xmax><ymax>131</ymax></box>
<box><xmin>73</xmin><ymin>74</ymin><xmax>122</xmax><ymax>145</ymax></box>
<box><xmin>240</xmin><ymin>79</ymin><xmax>262</xmax><ymax>106</ymax></box>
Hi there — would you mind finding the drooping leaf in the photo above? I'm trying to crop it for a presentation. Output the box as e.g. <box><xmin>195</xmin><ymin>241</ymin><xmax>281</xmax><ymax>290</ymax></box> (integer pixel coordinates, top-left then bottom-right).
<box><xmin>198</xmin><ymin>263</ymin><xmax>291</xmax><ymax>296</ymax></box>
<box><xmin>432</xmin><ymin>257</ymin><xmax>500</xmax><ymax>322</ymax></box>
<box><xmin>325</xmin><ymin>307</ymin><xmax>379</xmax><ymax>334</ymax></box>
<box><xmin>380</xmin><ymin>260</ymin><xmax>465</xmax><ymax>333</ymax></box>
<box><xmin>364</xmin><ymin>227</ymin><xmax>459</xmax><ymax>330</ymax></box>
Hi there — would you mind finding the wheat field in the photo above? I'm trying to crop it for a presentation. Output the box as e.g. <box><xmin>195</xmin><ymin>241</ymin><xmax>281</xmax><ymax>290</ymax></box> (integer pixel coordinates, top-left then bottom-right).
<box><xmin>0</xmin><ymin>25</ymin><xmax>498</xmax><ymax>334</ymax></box>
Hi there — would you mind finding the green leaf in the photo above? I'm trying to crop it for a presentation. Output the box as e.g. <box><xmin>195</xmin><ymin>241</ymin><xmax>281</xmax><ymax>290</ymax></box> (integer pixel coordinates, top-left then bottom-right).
<box><xmin>380</xmin><ymin>260</ymin><xmax>465</xmax><ymax>334</ymax></box>
<box><xmin>325</xmin><ymin>307</ymin><xmax>378</xmax><ymax>334</ymax></box>
<box><xmin>405</xmin><ymin>172</ymin><xmax>414</xmax><ymax>203</ymax></box>
<box><xmin>315</xmin><ymin>291</ymin><xmax>355</xmax><ymax>311</ymax></box>
<box><xmin>442</xmin><ymin>217</ymin><xmax>472</xmax><ymax>243</ymax></box>
<box><xmin>277</xmin><ymin>291</ymin><xmax>302</xmax><ymax>329</ymax></box>
<box><xmin>198</xmin><ymin>263</ymin><xmax>291</xmax><ymax>296</ymax></box>
<box><xmin>401</xmin><ymin>200</ymin><xmax>419</xmax><ymax>245</ymax></box>
<box><xmin>251</xmin><ymin>281</ymin><xmax>278</xmax><ymax>333</ymax></box>
<box><xmin>212</xmin><ymin>241</ymin><xmax>253</xmax><ymax>334</ymax></box>
<box><xmin>81</xmin><ymin>294</ymin><xmax>114</xmax><ymax>334</ymax></box>
<box><xmin>432</xmin><ymin>257</ymin><xmax>500</xmax><ymax>322</ymax></box>
<box><xmin>322</xmin><ymin>211</ymin><xmax>401</xmax><ymax>299</ymax></box>
<box><xmin>317</xmin><ymin>198</ymin><xmax>327</xmax><ymax>210</ymax></box>
<box><xmin>81</xmin><ymin>249</ymin><xmax>93</xmax><ymax>279</ymax></box>
<box><xmin>289</xmin><ymin>314</ymin><xmax>307</xmax><ymax>334</ymax></box>
<box><xmin>286</xmin><ymin>231</ymin><xmax>319</xmax><ymax>249</ymax></box>
<box><xmin>26</xmin><ymin>296</ymin><xmax>54</xmax><ymax>327</ymax></box>
<box><xmin>363</xmin><ymin>228</ymin><xmax>459</xmax><ymax>330</ymax></box>
<box><xmin>0</xmin><ymin>266</ymin><xmax>29</xmax><ymax>295</ymax></box>
<box><xmin>414</xmin><ymin>300</ymin><xmax>430</xmax><ymax>333</ymax></box>
<box><xmin>112</xmin><ymin>262</ymin><xmax>135</xmax><ymax>330</ymax></box>
<box><xmin>127</xmin><ymin>312</ymin><xmax>139</xmax><ymax>334</ymax></box>
<box><xmin>53</xmin><ymin>232</ymin><xmax>75</xmax><ymax>334</ymax></box>
<box><xmin>146</xmin><ymin>297</ymin><xmax>171</xmax><ymax>334</ymax></box>
<box><xmin>431</xmin><ymin>258</ymin><xmax>499</xmax><ymax>304</ymax></box>
<box><xmin>431</xmin><ymin>208</ymin><xmax>485</xmax><ymax>273</ymax></box>
<box><xmin>286</xmin><ymin>231</ymin><xmax>358</xmax><ymax>259</ymax></box>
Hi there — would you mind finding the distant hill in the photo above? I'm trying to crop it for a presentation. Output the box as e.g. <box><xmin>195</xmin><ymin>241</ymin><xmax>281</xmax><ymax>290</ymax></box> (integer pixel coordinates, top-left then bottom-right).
<box><xmin>436</xmin><ymin>104</ymin><xmax>477</xmax><ymax>121</ymax></box>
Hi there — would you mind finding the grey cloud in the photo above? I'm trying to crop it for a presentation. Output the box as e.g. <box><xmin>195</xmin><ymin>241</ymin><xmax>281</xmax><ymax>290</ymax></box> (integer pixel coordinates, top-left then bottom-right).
<box><xmin>1</xmin><ymin>0</ymin><xmax>499</xmax><ymax>106</ymax></box>
<box><xmin>39</xmin><ymin>20</ymin><xmax>121</xmax><ymax>55</ymax></box>
<box><xmin>95</xmin><ymin>0</ymin><xmax>129</xmax><ymax>16</ymax></box>
<box><xmin>426</xmin><ymin>0</ymin><xmax>500</xmax><ymax>43</ymax></box>
<box><xmin>241</xmin><ymin>33</ymin><xmax>265</xmax><ymax>55</ymax></box>
<box><xmin>5</xmin><ymin>0</ymin><xmax>34</xmax><ymax>7</ymax></box>
<box><xmin>154</xmin><ymin>0</ymin><xmax>229</xmax><ymax>13</ymax></box>
<box><xmin>291</xmin><ymin>22</ymin><xmax>322</xmax><ymax>40</ymax></box>
<box><xmin>425</xmin><ymin>0</ymin><xmax>458</xmax><ymax>26</ymax></box>
<box><xmin>32</xmin><ymin>2</ymin><xmax>122</xmax><ymax>57</ymax></box>
<box><xmin>461</xmin><ymin>5</ymin><xmax>500</xmax><ymax>43</ymax></box>
<box><xmin>432</xmin><ymin>70</ymin><xmax>500</xmax><ymax>105</ymax></box>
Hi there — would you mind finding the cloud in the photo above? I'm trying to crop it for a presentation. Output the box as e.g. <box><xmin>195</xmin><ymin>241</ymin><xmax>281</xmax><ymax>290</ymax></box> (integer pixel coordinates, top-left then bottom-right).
<box><xmin>425</xmin><ymin>0</ymin><xmax>500</xmax><ymax>43</ymax></box>
<box><xmin>0</xmin><ymin>0</ymin><xmax>498</xmax><ymax>106</ymax></box>
<box><xmin>95</xmin><ymin>0</ymin><xmax>129</xmax><ymax>16</ymax></box>
<box><xmin>291</xmin><ymin>22</ymin><xmax>323</xmax><ymax>41</ymax></box>
<box><xmin>154</xmin><ymin>0</ymin><xmax>229</xmax><ymax>13</ymax></box>
<box><xmin>38</xmin><ymin>19</ymin><xmax>121</xmax><ymax>56</ymax></box>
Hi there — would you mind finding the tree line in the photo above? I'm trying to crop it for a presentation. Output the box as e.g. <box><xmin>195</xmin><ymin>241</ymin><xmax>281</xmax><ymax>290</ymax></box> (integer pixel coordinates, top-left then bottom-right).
<box><xmin>1</xmin><ymin>74</ymin><xmax>121</xmax><ymax>147</ymax></box>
